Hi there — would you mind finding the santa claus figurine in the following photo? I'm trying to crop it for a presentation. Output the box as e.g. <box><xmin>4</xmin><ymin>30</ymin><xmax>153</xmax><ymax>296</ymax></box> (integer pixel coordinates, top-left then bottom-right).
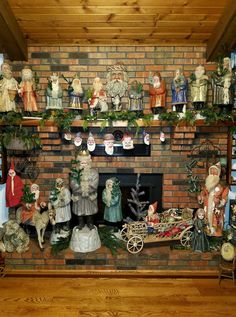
<box><xmin>145</xmin><ymin>201</ymin><xmax>159</xmax><ymax>232</ymax></box>
<box><xmin>6</xmin><ymin>161</ymin><xmax>24</xmax><ymax>208</ymax></box>
<box><xmin>198</xmin><ymin>162</ymin><xmax>229</xmax><ymax>237</ymax></box>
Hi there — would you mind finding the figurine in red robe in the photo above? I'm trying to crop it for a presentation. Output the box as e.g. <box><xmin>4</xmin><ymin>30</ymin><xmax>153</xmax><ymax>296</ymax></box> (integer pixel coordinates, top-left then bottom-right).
<box><xmin>6</xmin><ymin>162</ymin><xmax>24</xmax><ymax>208</ymax></box>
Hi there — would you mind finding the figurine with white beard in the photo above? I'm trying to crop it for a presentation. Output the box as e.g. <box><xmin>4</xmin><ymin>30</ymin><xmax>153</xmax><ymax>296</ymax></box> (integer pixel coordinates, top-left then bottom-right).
<box><xmin>106</xmin><ymin>63</ymin><xmax>128</xmax><ymax>111</ymax></box>
<box><xmin>197</xmin><ymin>162</ymin><xmax>229</xmax><ymax>237</ymax></box>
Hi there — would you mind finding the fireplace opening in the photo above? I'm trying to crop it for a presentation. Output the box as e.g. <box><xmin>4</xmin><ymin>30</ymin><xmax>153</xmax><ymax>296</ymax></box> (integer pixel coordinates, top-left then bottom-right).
<box><xmin>95</xmin><ymin>173</ymin><xmax>163</xmax><ymax>224</ymax></box>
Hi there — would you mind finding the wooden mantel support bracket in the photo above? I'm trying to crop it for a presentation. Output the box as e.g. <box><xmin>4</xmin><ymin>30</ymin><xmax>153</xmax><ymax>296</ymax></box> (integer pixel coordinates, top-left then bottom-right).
<box><xmin>206</xmin><ymin>0</ymin><xmax>236</xmax><ymax>61</ymax></box>
<box><xmin>0</xmin><ymin>0</ymin><xmax>28</xmax><ymax>61</ymax></box>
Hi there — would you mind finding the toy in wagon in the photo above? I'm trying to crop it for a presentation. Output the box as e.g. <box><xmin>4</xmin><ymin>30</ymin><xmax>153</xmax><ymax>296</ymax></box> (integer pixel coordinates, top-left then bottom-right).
<box><xmin>121</xmin><ymin>204</ymin><xmax>193</xmax><ymax>254</ymax></box>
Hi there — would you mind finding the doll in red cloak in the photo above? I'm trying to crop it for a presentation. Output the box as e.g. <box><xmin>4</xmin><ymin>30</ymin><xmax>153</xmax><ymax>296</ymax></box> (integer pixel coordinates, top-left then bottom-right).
<box><xmin>6</xmin><ymin>161</ymin><xmax>24</xmax><ymax>208</ymax></box>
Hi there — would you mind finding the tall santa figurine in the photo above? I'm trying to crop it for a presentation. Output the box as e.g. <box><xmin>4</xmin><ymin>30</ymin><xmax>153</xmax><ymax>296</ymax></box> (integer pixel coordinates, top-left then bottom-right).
<box><xmin>197</xmin><ymin>162</ymin><xmax>229</xmax><ymax>237</ymax></box>
<box><xmin>6</xmin><ymin>161</ymin><xmax>24</xmax><ymax>208</ymax></box>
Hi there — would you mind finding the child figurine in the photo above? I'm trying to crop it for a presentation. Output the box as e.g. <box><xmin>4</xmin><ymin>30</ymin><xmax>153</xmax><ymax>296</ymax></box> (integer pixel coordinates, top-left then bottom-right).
<box><xmin>145</xmin><ymin>201</ymin><xmax>159</xmax><ymax>233</ymax></box>
<box><xmin>191</xmin><ymin>208</ymin><xmax>210</xmax><ymax>252</ymax></box>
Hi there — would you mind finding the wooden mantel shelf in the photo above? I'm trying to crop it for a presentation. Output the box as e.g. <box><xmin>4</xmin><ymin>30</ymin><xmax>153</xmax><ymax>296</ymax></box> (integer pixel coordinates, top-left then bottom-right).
<box><xmin>0</xmin><ymin>118</ymin><xmax>235</xmax><ymax>128</ymax></box>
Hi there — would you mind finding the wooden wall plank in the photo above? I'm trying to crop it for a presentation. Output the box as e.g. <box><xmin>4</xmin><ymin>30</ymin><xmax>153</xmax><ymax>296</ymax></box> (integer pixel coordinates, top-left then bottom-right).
<box><xmin>206</xmin><ymin>0</ymin><xmax>236</xmax><ymax>60</ymax></box>
<box><xmin>8</xmin><ymin>0</ymin><xmax>228</xmax><ymax>7</ymax></box>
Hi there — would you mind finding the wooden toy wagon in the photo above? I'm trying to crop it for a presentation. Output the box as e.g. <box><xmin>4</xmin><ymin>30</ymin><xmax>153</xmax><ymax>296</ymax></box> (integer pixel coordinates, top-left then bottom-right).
<box><xmin>121</xmin><ymin>208</ymin><xmax>193</xmax><ymax>254</ymax></box>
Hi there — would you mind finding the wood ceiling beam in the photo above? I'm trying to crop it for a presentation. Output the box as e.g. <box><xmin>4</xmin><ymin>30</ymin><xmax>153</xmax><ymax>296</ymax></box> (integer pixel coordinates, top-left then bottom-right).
<box><xmin>0</xmin><ymin>0</ymin><xmax>27</xmax><ymax>61</ymax></box>
<box><xmin>206</xmin><ymin>0</ymin><xmax>236</xmax><ymax>61</ymax></box>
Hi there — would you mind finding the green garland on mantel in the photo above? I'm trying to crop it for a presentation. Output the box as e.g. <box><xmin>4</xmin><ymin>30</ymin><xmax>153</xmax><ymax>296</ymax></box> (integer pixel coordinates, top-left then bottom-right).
<box><xmin>82</xmin><ymin>111</ymin><xmax>153</xmax><ymax>134</ymax></box>
<box><xmin>0</xmin><ymin>107</ymin><xmax>235</xmax><ymax>133</ymax></box>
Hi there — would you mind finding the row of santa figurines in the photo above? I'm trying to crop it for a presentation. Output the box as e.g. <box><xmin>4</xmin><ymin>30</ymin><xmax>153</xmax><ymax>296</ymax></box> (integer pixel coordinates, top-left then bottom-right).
<box><xmin>0</xmin><ymin>156</ymin><xmax>229</xmax><ymax>254</ymax></box>
<box><xmin>0</xmin><ymin>58</ymin><xmax>235</xmax><ymax>116</ymax></box>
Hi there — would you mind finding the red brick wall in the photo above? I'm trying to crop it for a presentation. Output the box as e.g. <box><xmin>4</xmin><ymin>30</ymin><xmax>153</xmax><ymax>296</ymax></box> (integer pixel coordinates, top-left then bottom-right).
<box><xmin>7</xmin><ymin>45</ymin><xmax>229</xmax><ymax>210</ymax></box>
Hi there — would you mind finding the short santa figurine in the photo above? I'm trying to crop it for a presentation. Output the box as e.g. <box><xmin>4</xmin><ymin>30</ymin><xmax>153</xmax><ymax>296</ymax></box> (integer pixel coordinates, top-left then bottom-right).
<box><xmin>6</xmin><ymin>161</ymin><xmax>24</xmax><ymax>208</ymax></box>
<box><xmin>145</xmin><ymin>201</ymin><xmax>159</xmax><ymax>232</ymax></box>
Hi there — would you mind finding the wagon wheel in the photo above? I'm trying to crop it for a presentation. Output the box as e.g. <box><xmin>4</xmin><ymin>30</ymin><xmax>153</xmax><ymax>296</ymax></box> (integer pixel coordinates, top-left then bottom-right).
<box><xmin>120</xmin><ymin>226</ymin><xmax>129</xmax><ymax>242</ymax></box>
<box><xmin>127</xmin><ymin>235</ymin><xmax>144</xmax><ymax>254</ymax></box>
<box><xmin>180</xmin><ymin>227</ymin><xmax>193</xmax><ymax>248</ymax></box>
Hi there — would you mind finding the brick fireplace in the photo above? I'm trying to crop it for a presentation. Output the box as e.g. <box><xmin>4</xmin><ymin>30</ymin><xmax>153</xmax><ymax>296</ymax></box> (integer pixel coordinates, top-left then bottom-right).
<box><xmin>1</xmin><ymin>44</ymin><xmax>231</xmax><ymax>274</ymax></box>
<box><xmin>96</xmin><ymin>172</ymin><xmax>163</xmax><ymax>223</ymax></box>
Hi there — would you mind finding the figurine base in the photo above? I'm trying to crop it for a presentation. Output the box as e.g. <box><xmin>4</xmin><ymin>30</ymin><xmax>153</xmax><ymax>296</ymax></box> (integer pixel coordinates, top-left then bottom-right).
<box><xmin>193</xmin><ymin>102</ymin><xmax>205</xmax><ymax>111</ymax></box>
<box><xmin>217</xmin><ymin>104</ymin><xmax>233</xmax><ymax>114</ymax></box>
<box><xmin>172</xmin><ymin>103</ymin><xmax>186</xmax><ymax>114</ymax></box>
<box><xmin>195</xmin><ymin>112</ymin><xmax>205</xmax><ymax>120</ymax></box>
<box><xmin>151</xmin><ymin>107</ymin><xmax>164</xmax><ymax>115</ymax></box>
<box><xmin>70</xmin><ymin>225</ymin><xmax>101</xmax><ymax>253</ymax></box>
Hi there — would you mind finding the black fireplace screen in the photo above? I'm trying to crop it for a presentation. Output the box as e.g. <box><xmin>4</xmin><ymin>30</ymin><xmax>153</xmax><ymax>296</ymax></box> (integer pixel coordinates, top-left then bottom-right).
<box><xmin>96</xmin><ymin>173</ymin><xmax>163</xmax><ymax>223</ymax></box>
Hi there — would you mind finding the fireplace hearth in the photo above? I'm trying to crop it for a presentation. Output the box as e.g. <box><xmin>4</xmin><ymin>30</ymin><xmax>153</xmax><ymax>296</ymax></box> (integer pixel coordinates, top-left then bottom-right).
<box><xmin>95</xmin><ymin>173</ymin><xmax>163</xmax><ymax>224</ymax></box>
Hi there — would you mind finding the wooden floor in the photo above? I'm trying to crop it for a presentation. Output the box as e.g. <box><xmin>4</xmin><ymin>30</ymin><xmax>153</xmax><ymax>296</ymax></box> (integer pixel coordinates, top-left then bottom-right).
<box><xmin>0</xmin><ymin>276</ymin><xmax>236</xmax><ymax>317</ymax></box>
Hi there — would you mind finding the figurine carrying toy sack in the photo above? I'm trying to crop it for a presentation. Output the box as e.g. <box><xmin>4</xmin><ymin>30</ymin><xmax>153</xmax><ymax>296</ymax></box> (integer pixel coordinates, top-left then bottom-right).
<box><xmin>198</xmin><ymin>162</ymin><xmax>229</xmax><ymax>237</ymax></box>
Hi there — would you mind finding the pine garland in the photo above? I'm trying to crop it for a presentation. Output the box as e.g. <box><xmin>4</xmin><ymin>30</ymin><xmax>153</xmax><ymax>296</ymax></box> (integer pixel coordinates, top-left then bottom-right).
<box><xmin>98</xmin><ymin>226</ymin><xmax>126</xmax><ymax>255</ymax></box>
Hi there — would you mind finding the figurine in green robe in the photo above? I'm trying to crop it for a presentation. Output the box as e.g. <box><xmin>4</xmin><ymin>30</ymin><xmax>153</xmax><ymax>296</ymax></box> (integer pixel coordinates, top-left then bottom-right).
<box><xmin>102</xmin><ymin>177</ymin><xmax>122</xmax><ymax>224</ymax></box>
<box><xmin>191</xmin><ymin>208</ymin><xmax>210</xmax><ymax>252</ymax></box>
